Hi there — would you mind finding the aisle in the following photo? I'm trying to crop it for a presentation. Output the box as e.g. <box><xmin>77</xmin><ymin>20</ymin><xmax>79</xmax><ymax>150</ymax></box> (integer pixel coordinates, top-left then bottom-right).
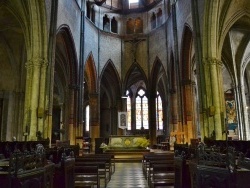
<box><xmin>106</xmin><ymin>162</ymin><xmax>148</xmax><ymax>188</ymax></box>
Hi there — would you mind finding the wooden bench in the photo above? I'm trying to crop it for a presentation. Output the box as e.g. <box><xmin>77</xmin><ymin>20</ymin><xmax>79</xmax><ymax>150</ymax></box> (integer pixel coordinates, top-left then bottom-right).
<box><xmin>81</xmin><ymin>153</ymin><xmax>115</xmax><ymax>174</ymax></box>
<box><xmin>0</xmin><ymin>145</ymin><xmax>55</xmax><ymax>188</ymax></box>
<box><xmin>148</xmin><ymin>163</ymin><xmax>175</xmax><ymax>188</ymax></box>
<box><xmin>174</xmin><ymin>151</ymin><xmax>191</xmax><ymax>188</ymax></box>
<box><xmin>75</xmin><ymin>156</ymin><xmax>112</xmax><ymax>187</ymax></box>
<box><xmin>74</xmin><ymin>165</ymin><xmax>100</xmax><ymax>188</ymax></box>
<box><xmin>53</xmin><ymin>155</ymin><xmax>75</xmax><ymax>188</ymax></box>
<box><xmin>142</xmin><ymin>153</ymin><xmax>174</xmax><ymax>179</ymax></box>
<box><xmin>188</xmin><ymin>145</ymin><xmax>250</xmax><ymax>188</ymax></box>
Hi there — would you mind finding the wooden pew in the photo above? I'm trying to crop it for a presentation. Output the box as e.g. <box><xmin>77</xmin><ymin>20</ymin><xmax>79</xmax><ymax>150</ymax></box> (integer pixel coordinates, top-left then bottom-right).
<box><xmin>174</xmin><ymin>151</ymin><xmax>191</xmax><ymax>188</ymax></box>
<box><xmin>142</xmin><ymin>152</ymin><xmax>174</xmax><ymax>179</ymax></box>
<box><xmin>74</xmin><ymin>165</ymin><xmax>100</xmax><ymax>188</ymax></box>
<box><xmin>0</xmin><ymin>146</ymin><xmax>55</xmax><ymax>188</ymax></box>
<box><xmin>148</xmin><ymin>163</ymin><xmax>175</xmax><ymax>188</ymax></box>
<box><xmin>75</xmin><ymin>156</ymin><xmax>112</xmax><ymax>187</ymax></box>
<box><xmin>53</xmin><ymin>155</ymin><xmax>75</xmax><ymax>188</ymax></box>
<box><xmin>81</xmin><ymin>153</ymin><xmax>115</xmax><ymax>174</ymax></box>
<box><xmin>188</xmin><ymin>145</ymin><xmax>250</xmax><ymax>188</ymax></box>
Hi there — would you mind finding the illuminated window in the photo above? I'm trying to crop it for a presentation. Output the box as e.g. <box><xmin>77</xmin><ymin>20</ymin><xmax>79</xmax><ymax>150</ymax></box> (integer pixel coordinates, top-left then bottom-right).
<box><xmin>129</xmin><ymin>0</ymin><xmax>139</xmax><ymax>9</ymax></box>
<box><xmin>85</xmin><ymin>105</ymin><xmax>90</xmax><ymax>131</ymax></box>
<box><xmin>127</xmin><ymin>95</ymin><xmax>131</xmax><ymax>130</ymax></box>
<box><xmin>136</xmin><ymin>89</ymin><xmax>148</xmax><ymax>129</ymax></box>
<box><xmin>156</xmin><ymin>92</ymin><xmax>163</xmax><ymax>130</ymax></box>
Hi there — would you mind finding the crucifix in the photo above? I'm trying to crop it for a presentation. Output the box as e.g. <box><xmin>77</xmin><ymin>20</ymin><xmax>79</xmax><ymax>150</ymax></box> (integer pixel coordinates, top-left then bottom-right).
<box><xmin>125</xmin><ymin>37</ymin><xmax>145</xmax><ymax>63</ymax></box>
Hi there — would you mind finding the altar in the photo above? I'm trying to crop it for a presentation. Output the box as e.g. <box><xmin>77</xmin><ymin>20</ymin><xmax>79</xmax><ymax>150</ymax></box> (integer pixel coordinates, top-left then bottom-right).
<box><xmin>103</xmin><ymin>135</ymin><xmax>151</xmax><ymax>161</ymax></box>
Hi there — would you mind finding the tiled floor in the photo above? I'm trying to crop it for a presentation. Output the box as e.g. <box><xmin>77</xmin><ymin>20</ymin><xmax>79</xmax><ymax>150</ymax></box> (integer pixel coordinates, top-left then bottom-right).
<box><xmin>106</xmin><ymin>162</ymin><xmax>148</xmax><ymax>188</ymax></box>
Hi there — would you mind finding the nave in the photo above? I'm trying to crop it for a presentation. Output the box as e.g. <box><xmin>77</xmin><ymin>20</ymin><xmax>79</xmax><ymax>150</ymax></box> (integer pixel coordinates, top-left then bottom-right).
<box><xmin>103</xmin><ymin>162</ymin><xmax>174</xmax><ymax>188</ymax></box>
<box><xmin>106</xmin><ymin>162</ymin><xmax>148</xmax><ymax>188</ymax></box>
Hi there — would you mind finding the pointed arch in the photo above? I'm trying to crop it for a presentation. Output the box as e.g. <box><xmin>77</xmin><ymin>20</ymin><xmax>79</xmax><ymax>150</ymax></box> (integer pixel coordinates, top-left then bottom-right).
<box><xmin>124</xmin><ymin>63</ymin><xmax>148</xmax><ymax>91</ymax></box>
<box><xmin>151</xmin><ymin>57</ymin><xmax>168</xmax><ymax>135</ymax></box>
<box><xmin>56</xmin><ymin>25</ymin><xmax>78</xmax><ymax>86</ymax></box>
<box><xmin>181</xmin><ymin>24</ymin><xmax>193</xmax><ymax>81</ymax></box>
<box><xmin>100</xmin><ymin>60</ymin><xmax>121</xmax><ymax>136</ymax></box>
<box><xmin>151</xmin><ymin>57</ymin><xmax>167</xmax><ymax>94</ymax></box>
<box><xmin>84</xmin><ymin>52</ymin><xmax>97</xmax><ymax>93</ymax></box>
<box><xmin>0</xmin><ymin>1</ymin><xmax>28</xmax><ymax>141</ymax></box>
<box><xmin>100</xmin><ymin>59</ymin><xmax>121</xmax><ymax>101</ymax></box>
<box><xmin>180</xmin><ymin>24</ymin><xmax>195</xmax><ymax>142</ymax></box>
<box><xmin>53</xmin><ymin>25</ymin><xmax>78</xmax><ymax>144</ymax></box>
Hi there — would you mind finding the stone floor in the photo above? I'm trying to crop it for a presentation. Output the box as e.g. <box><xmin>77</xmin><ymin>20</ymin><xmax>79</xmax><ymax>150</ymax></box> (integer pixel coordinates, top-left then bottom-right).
<box><xmin>81</xmin><ymin>149</ymin><xmax>174</xmax><ymax>188</ymax></box>
<box><xmin>106</xmin><ymin>162</ymin><xmax>148</xmax><ymax>188</ymax></box>
<box><xmin>103</xmin><ymin>162</ymin><xmax>174</xmax><ymax>188</ymax></box>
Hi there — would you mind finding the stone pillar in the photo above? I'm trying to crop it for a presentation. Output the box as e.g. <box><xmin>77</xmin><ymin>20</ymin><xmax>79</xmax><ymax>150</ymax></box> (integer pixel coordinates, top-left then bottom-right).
<box><xmin>89</xmin><ymin>93</ymin><xmax>99</xmax><ymax>151</ymax></box>
<box><xmin>37</xmin><ymin>60</ymin><xmax>48</xmax><ymax>137</ymax></box>
<box><xmin>148</xmin><ymin>93</ymin><xmax>157</xmax><ymax>147</ymax></box>
<box><xmin>182</xmin><ymin>80</ymin><xmax>195</xmax><ymax>143</ymax></box>
<box><xmin>23</xmin><ymin>61</ymin><xmax>33</xmax><ymax>140</ymax></box>
<box><xmin>24</xmin><ymin>58</ymin><xmax>45</xmax><ymax>141</ymax></box>
<box><xmin>68</xmin><ymin>85</ymin><xmax>77</xmax><ymax>145</ymax></box>
<box><xmin>170</xmin><ymin>89</ymin><xmax>178</xmax><ymax>133</ymax></box>
<box><xmin>203</xmin><ymin>58</ymin><xmax>224</xmax><ymax>140</ymax></box>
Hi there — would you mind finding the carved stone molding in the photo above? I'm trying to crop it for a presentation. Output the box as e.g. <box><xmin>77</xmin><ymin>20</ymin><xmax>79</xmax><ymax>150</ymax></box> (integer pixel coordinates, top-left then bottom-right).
<box><xmin>25</xmin><ymin>57</ymin><xmax>48</xmax><ymax>68</ymax></box>
<box><xmin>202</xmin><ymin>58</ymin><xmax>223</xmax><ymax>67</ymax></box>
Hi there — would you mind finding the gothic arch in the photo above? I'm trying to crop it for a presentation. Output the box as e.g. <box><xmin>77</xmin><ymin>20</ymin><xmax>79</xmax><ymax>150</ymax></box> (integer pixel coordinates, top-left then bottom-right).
<box><xmin>0</xmin><ymin>1</ymin><xmax>49</xmax><ymax>141</ymax></box>
<box><xmin>151</xmin><ymin>57</ymin><xmax>167</xmax><ymax>98</ymax></box>
<box><xmin>100</xmin><ymin>60</ymin><xmax>121</xmax><ymax>104</ymax></box>
<box><xmin>220</xmin><ymin>12</ymin><xmax>250</xmax><ymax>140</ymax></box>
<box><xmin>56</xmin><ymin>25</ymin><xmax>78</xmax><ymax>86</ymax></box>
<box><xmin>124</xmin><ymin>63</ymin><xmax>148</xmax><ymax>92</ymax></box>
<box><xmin>180</xmin><ymin>24</ymin><xmax>195</xmax><ymax>142</ymax></box>
<box><xmin>100</xmin><ymin>60</ymin><xmax>121</xmax><ymax>136</ymax></box>
<box><xmin>53</xmin><ymin>25</ymin><xmax>78</xmax><ymax>144</ymax></box>
<box><xmin>83</xmin><ymin>52</ymin><xmax>99</xmax><ymax>142</ymax></box>
<box><xmin>84</xmin><ymin>52</ymin><xmax>97</xmax><ymax>93</ymax></box>
<box><xmin>151</xmin><ymin>57</ymin><xmax>169</xmax><ymax>135</ymax></box>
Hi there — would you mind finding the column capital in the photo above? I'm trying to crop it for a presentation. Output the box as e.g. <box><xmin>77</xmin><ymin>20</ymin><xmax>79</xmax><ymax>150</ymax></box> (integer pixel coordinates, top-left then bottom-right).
<box><xmin>203</xmin><ymin>58</ymin><xmax>223</xmax><ymax>67</ymax></box>
<box><xmin>25</xmin><ymin>57</ymin><xmax>48</xmax><ymax>68</ymax></box>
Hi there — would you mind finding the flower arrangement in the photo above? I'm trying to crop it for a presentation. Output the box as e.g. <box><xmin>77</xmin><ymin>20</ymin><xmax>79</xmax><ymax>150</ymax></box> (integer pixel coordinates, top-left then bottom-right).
<box><xmin>100</xmin><ymin>142</ymin><xmax>109</xmax><ymax>151</ymax></box>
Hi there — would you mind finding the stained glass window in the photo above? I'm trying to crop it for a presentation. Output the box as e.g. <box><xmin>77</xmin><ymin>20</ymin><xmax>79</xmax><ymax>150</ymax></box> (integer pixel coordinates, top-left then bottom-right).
<box><xmin>127</xmin><ymin>96</ymin><xmax>131</xmax><ymax>130</ymax></box>
<box><xmin>142</xmin><ymin>95</ymin><xmax>149</xmax><ymax>129</ymax></box>
<box><xmin>156</xmin><ymin>92</ymin><xmax>163</xmax><ymax>130</ymax></box>
<box><xmin>136</xmin><ymin>89</ymin><xmax>148</xmax><ymax>129</ymax></box>
<box><xmin>85</xmin><ymin>105</ymin><xmax>90</xmax><ymax>131</ymax></box>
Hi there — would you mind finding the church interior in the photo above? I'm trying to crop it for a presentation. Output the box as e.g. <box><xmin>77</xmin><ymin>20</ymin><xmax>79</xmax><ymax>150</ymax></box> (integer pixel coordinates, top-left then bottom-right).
<box><xmin>1</xmin><ymin>0</ymin><xmax>250</xmax><ymax>187</ymax></box>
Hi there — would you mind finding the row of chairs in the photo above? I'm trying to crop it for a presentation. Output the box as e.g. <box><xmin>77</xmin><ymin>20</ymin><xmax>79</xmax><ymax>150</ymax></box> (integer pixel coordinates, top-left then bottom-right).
<box><xmin>142</xmin><ymin>152</ymin><xmax>175</xmax><ymax>188</ymax></box>
<box><xmin>74</xmin><ymin>154</ymin><xmax>115</xmax><ymax>188</ymax></box>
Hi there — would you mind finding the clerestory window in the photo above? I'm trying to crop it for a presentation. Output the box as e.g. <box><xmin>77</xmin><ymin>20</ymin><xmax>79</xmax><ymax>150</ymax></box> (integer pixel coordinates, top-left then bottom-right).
<box><xmin>129</xmin><ymin>0</ymin><xmax>139</xmax><ymax>9</ymax></box>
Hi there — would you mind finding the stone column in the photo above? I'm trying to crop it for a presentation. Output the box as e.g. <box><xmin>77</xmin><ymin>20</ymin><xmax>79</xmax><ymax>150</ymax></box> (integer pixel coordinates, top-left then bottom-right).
<box><xmin>182</xmin><ymin>80</ymin><xmax>195</xmax><ymax>143</ymax></box>
<box><xmin>203</xmin><ymin>58</ymin><xmax>224</xmax><ymax>140</ymax></box>
<box><xmin>170</xmin><ymin>89</ymin><xmax>178</xmax><ymax>133</ymax></box>
<box><xmin>89</xmin><ymin>93</ymin><xmax>99</xmax><ymax>151</ymax></box>
<box><xmin>24</xmin><ymin>58</ymin><xmax>45</xmax><ymax>141</ymax></box>
<box><xmin>148</xmin><ymin>93</ymin><xmax>157</xmax><ymax>147</ymax></box>
<box><xmin>37</xmin><ymin>60</ymin><xmax>48</xmax><ymax>137</ymax></box>
<box><xmin>68</xmin><ymin>85</ymin><xmax>77</xmax><ymax>145</ymax></box>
